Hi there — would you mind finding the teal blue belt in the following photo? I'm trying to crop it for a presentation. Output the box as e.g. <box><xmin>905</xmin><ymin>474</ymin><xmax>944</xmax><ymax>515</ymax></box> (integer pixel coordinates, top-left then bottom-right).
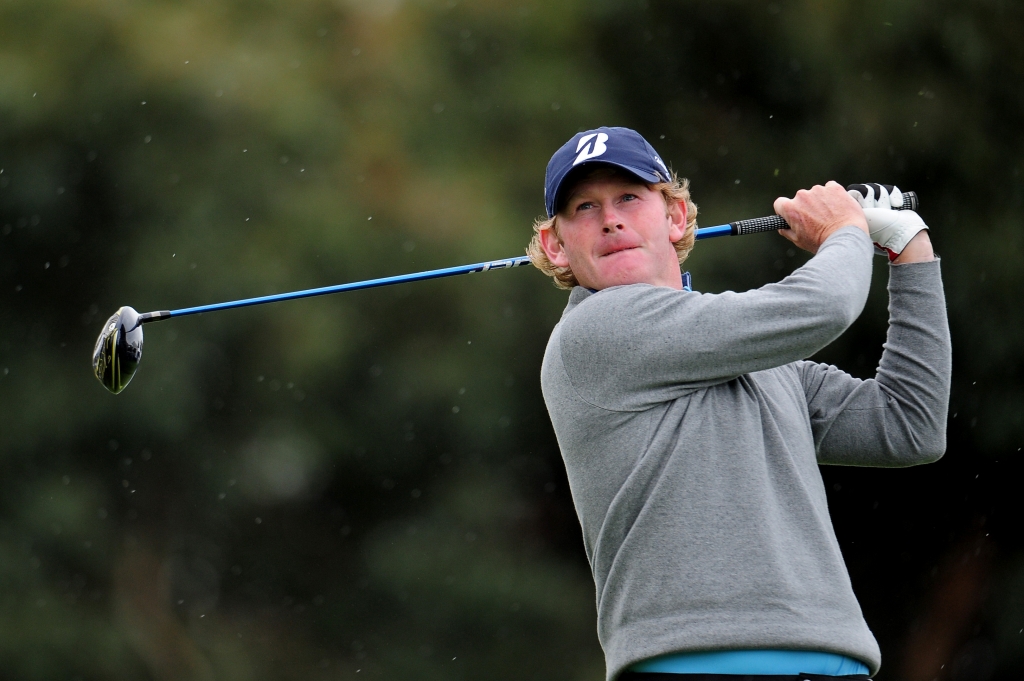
<box><xmin>628</xmin><ymin>650</ymin><xmax>870</xmax><ymax>676</ymax></box>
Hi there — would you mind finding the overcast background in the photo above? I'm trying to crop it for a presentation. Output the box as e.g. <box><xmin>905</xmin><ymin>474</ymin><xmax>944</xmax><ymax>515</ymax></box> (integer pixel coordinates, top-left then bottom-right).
<box><xmin>1</xmin><ymin>1</ymin><xmax>1022</xmax><ymax>680</ymax></box>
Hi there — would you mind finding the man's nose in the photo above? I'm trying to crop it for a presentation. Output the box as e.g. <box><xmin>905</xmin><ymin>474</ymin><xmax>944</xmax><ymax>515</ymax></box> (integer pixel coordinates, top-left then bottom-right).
<box><xmin>601</xmin><ymin>207</ymin><xmax>625</xmax><ymax>233</ymax></box>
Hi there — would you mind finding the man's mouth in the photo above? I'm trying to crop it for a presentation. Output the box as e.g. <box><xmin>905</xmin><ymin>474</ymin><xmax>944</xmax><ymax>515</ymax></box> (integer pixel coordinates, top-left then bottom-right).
<box><xmin>600</xmin><ymin>244</ymin><xmax>639</xmax><ymax>257</ymax></box>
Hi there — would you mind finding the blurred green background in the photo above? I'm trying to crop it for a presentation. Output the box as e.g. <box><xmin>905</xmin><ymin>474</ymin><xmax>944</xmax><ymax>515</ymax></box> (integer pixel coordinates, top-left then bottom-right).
<box><xmin>1</xmin><ymin>1</ymin><xmax>1022</xmax><ymax>679</ymax></box>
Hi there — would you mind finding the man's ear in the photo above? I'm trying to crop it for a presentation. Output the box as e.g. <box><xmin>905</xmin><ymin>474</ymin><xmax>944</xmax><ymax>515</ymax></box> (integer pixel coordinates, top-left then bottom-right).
<box><xmin>538</xmin><ymin>225</ymin><xmax>571</xmax><ymax>268</ymax></box>
<box><xmin>667</xmin><ymin>200</ymin><xmax>687</xmax><ymax>243</ymax></box>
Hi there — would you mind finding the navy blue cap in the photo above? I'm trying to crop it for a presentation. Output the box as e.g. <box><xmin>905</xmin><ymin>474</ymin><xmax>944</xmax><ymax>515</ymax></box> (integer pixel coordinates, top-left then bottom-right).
<box><xmin>544</xmin><ymin>126</ymin><xmax>671</xmax><ymax>218</ymax></box>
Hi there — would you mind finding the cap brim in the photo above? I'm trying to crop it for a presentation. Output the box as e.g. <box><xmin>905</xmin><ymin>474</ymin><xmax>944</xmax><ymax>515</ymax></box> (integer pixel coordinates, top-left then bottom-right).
<box><xmin>551</xmin><ymin>161</ymin><xmax>665</xmax><ymax>216</ymax></box>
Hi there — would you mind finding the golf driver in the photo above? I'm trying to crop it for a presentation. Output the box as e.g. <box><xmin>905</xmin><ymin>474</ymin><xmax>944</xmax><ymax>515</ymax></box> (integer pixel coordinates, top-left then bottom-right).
<box><xmin>93</xmin><ymin>188</ymin><xmax>919</xmax><ymax>394</ymax></box>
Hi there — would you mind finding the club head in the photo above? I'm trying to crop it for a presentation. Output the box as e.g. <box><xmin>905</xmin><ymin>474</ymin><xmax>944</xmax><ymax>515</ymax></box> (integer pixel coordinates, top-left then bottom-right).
<box><xmin>92</xmin><ymin>306</ymin><xmax>143</xmax><ymax>394</ymax></box>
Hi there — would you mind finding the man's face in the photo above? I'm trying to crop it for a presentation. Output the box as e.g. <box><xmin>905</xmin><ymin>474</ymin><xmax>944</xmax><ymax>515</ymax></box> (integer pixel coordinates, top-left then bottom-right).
<box><xmin>539</xmin><ymin>169</ymin><xmax>687</xmax><ymax>290</ymax></box>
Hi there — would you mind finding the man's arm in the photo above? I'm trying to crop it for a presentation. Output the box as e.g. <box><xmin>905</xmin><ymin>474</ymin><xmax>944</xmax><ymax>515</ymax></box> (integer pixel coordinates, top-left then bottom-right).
<box><xmin>799</xmin><ymin>236</ymin><xmax>951</xmax><ymax>466</ymax></box>
<box><xmin>558</xmin><ymin>228</ymin><xmax>873</xmax><ymax>411</ymax></box>
<box><xmin>558</xmin><ymin>183</ymin><xmax>875</xmax><ymax>411</ymax></box>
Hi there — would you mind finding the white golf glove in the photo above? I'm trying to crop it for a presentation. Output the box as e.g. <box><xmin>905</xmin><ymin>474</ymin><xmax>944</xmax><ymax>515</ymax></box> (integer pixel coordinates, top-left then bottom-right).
<box><xmin>847</xmin><ymin>183</ymin><xmax>928</xmax><ymax>260</ymax></box>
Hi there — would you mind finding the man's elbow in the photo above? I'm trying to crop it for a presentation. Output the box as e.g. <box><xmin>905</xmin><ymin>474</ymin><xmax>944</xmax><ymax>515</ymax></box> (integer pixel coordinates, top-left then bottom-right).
<box><xmin>884</xmin><ymin>392</ymin><xmax>950</xmax><ymax>466</ymax></box>
<box><xmin>905</xmin><ymin>428</ymin><xmax>947</xmax><ymax>465</ymax></box>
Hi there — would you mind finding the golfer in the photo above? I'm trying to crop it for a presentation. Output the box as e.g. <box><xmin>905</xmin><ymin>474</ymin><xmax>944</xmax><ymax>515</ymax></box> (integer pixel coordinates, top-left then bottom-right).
<box><xmin>528</xmin><ymin>127</ymin><xmax>950</xmax><ymax>680</ymax></box>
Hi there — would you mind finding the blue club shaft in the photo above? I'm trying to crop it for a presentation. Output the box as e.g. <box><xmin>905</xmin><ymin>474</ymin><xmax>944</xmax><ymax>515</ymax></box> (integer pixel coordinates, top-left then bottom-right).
<box><xmin>159</xmin><ymin>257</ymin><xmax>533</xmax><ymax>321</ymax></box>
<box><xmin>134</xmin><ymin>219</ymin><xmax>773</xmax><ymax>323</ymax></box>
<box><xmin>694</xmin><ymin>224</ymin><xmax>735</xmax><ymax>239</ymax></box>
<box><xmin>135</xmin><ymin>188</ymin><xmax>920</xmax><ymax>323</ymax></box>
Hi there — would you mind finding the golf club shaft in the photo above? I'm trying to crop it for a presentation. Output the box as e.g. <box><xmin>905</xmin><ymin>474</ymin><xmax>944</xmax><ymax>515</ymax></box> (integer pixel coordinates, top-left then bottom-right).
<box><xmin>137</xmin><ymin>190</ymin><xmax>919</xmax><ymax>324</ymax></box>
<box><xmin>137</xmin><ymin>257</ymin><xmax>532</xmax><ymax>323</ymax></box>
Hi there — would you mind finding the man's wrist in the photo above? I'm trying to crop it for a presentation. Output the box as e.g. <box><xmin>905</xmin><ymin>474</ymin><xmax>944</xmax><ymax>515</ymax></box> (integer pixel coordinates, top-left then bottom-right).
<box><xmin>820</xmin><ymin>224</ymin><xmax>871</xmax><ymax>248</ymax></box>
<box><xmin>892</xmin><ymin>230</ymin><xmax>934</xmax><ymax>264</ymax></box>
<box><xmin>825</xmin><ymin>220</ymin><xmax>870</xmax><ymax>242</ymax></box>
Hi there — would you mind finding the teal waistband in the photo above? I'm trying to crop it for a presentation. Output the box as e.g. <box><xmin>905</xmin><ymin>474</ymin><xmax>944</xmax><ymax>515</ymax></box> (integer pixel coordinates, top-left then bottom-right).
<box><xmin>628</xmin><ymin>650</ymin><xmax>870</xmax><ymax>676</ymax></box>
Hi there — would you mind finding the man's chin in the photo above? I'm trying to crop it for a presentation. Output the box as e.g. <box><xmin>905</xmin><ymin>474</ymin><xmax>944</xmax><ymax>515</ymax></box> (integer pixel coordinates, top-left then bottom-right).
<box><xmin>584</xmin><ymin>268</ymin><xmax>652</xmax><ymax>290</ymax></box>
<box><xmin>587</xmin><ymin>253</ymin><xmax>649</xmax><ymax>287</ymax></box>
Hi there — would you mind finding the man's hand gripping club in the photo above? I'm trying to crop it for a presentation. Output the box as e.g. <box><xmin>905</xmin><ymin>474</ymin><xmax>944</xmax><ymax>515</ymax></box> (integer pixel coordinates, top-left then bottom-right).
<box><xmin>847</xmin><ymin>182</ymin><xmax>934</xmax><ymax>263</ymax></box>
<box><xmin>774</xmin><ymin>181</ymin><xmax>933</xmax><ymax>263</ymax></box>
<box><xmin>773</xmin><ymin>181</ymin><xmax>869</xmax><ymax>253</ymax></box>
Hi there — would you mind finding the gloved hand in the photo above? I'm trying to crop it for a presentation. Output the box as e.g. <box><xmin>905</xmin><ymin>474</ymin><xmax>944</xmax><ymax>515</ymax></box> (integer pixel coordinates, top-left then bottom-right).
<box><xmin>847</xmin><ymin>183</ymin><xmax>928</xmax><ymax>261</ymax></box>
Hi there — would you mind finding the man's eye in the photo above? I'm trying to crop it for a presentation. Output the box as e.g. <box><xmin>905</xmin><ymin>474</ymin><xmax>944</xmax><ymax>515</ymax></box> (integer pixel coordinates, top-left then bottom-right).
<box><xmin>575</xmin><ymin>201</ymin><xmax>596</xmax><ymax>212</ymax></box>
<box><xmin>621</xmin><ymin>193</ymin><xmax>638</xmax><ymax>202</ymax></box>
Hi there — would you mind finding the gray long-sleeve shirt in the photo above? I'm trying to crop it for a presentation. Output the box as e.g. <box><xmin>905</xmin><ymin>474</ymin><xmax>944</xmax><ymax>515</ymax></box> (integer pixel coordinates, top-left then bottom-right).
<box><xmin>539</xmin><ymin>227</ymin><xmax>951</xmax><ymax>680</ymax></box>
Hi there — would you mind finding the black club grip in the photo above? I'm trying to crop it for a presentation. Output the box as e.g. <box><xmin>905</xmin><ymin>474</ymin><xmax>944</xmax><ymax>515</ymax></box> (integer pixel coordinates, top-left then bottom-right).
<box><xmin>898</xmin><ymin>190</ymin><xmax>919</xmax><ymax>211</ymax></box>
<box><xmin>730</xmin><ymin>214</ymin><xmax>788</xmax><ymax>235</ymax></box>
<box><xmin>729</xmin><ymin>187</ymin><xmax>918</xmax><ymax>235</ymax></box>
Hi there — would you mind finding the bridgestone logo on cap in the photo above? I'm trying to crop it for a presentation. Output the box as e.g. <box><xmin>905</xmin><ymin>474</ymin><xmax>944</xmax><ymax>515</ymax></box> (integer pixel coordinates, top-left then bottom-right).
<box><xmin>573</xmin><ymin>132</ymin><xmax>609</xmax><ymax>166</ymax></box>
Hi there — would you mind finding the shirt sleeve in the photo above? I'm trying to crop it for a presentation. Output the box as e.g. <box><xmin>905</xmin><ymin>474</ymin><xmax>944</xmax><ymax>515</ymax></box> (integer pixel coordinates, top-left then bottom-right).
<box><xmin>798</xmin><ymin>258</ymin><xmax>951</xmax><ymax>466</ymax></box>
<box><xmin>558</xmin><ymin>226</ymin><xmax>875</xmax><ymax>412</ymax></box>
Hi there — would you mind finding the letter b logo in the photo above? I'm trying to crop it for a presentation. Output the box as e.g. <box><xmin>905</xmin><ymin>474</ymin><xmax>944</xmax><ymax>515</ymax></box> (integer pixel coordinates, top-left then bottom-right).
<box><xmin>573</xmin><ymin>133</ymin><xmax>609</xmax><ymax>166</ymax></box>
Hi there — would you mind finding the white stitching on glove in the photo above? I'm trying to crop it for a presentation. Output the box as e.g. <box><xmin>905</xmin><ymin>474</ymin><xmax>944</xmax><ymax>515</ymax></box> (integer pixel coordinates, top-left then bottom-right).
<box><xmin>847</xmin><ymin>183</ymin><xmax>928</xmax><ymax>260</ymax></box>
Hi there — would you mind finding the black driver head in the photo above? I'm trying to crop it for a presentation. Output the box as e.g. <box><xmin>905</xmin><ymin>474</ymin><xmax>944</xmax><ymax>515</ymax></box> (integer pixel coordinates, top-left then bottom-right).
<box><xmin>92</xmin><ymin>306</ymin><xmax>144</xmax><ymax>394</ymax></box>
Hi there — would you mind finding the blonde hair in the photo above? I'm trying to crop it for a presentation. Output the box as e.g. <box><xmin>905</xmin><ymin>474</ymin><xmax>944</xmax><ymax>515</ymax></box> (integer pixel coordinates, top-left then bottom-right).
<box><xmin>526</xmin><ymin>168</ymin><xmax>698</xmax><ymax>289</ymax></box>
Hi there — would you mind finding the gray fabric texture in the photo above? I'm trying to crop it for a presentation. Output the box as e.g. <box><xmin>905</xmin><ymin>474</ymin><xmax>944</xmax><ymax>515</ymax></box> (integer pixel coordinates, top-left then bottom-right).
<box><xmin>539</xmin><ymin>227</ymin><xmax>951</xmax><ymax>680</ymax></box>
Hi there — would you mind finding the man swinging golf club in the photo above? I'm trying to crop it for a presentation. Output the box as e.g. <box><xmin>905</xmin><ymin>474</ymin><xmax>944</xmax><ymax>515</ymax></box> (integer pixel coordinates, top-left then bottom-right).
<box><xmin>528</xmin><ymin>127</ymin><xmax>951</xmax><ymax>680</ymax></box>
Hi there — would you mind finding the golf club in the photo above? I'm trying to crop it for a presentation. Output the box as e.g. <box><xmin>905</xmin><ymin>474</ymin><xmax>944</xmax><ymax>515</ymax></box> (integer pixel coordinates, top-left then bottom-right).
<box><xmin>92</xmin><ymin>188</ymin><xmax>919</xmax><ymax>394</ymax></box>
